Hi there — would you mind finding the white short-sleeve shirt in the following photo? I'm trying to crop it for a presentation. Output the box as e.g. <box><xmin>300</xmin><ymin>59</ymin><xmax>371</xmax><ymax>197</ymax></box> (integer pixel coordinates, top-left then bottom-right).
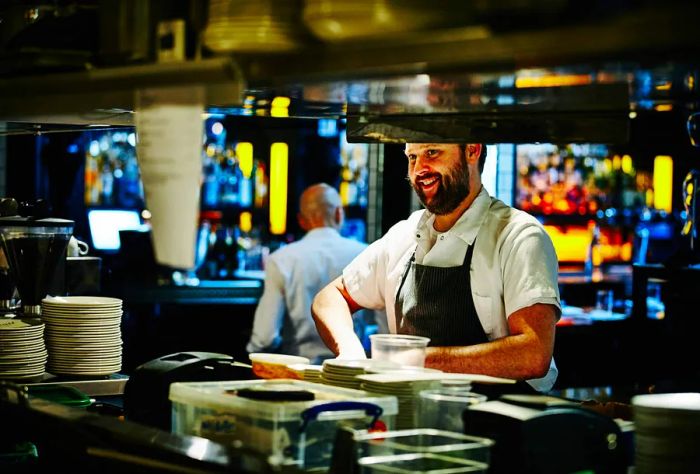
<box><xmin>342</xmin><ymin>187</ymin><xmax>561</xmax><ymax>391</ymax></box>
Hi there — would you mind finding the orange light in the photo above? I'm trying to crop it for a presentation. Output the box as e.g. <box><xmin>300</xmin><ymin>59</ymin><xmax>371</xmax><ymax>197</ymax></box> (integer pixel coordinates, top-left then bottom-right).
<box><xmin>543</xmin><ymin>225</ymin><xmax>591</xmax><ymax>262</ymax></box>
<box><xmin>515</xmin><ymin>74</ymin><xmax>592</xmax><ymax>89</ymax></box>
<box><xmin>654</xmin><ymin>104</ymin><xmax>674</xmax><ymax>112</ymax></box>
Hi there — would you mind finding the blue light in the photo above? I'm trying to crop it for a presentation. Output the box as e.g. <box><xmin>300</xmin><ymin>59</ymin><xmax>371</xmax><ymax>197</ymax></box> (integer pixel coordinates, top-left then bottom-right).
<box><xmin>67</xmin><ymin>144</ymin><xmax>79</xmax><ymax>154</ymax></box>
<box><xmin>317</xmin><ymin>119</ymin><xmax>338</xmax><ymax>138</ymax></box>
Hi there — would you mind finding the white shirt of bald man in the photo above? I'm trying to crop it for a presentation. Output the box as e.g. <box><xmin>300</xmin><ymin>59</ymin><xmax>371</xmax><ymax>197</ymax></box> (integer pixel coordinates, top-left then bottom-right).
<box><xmin>246</xmin><ymin>184</ymin><xmax>370</xmax><ymax>363</ymax></box>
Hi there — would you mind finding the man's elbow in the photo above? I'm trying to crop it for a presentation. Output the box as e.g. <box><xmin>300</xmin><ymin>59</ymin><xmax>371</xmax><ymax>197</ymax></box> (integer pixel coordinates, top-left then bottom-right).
<box><xmin>527</xmin><ymin>351</ymin><xmax>552</xmax><ymax>379</ymax></box>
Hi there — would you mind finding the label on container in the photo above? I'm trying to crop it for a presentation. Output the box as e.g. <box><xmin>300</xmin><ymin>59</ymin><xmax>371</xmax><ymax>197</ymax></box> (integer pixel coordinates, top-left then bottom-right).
<box><xmin>199</xmin><ymin>414</ymin><xmax>237</xmax><ymax>437</ymax></box>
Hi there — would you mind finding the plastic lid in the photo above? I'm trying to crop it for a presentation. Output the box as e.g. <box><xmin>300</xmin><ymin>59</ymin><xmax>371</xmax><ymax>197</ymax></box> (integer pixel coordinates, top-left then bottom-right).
<box><xmin>0</xmin><ymin>216</ymin><xmax>74</xmax><ymax>229</ymax></box>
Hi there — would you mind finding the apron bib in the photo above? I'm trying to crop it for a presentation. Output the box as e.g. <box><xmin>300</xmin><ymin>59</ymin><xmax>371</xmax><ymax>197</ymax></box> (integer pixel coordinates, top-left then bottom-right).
<box><xmin>394</xmin><ymin>242</ymin><xmax>488</xmax><ymax>346</ymax></box>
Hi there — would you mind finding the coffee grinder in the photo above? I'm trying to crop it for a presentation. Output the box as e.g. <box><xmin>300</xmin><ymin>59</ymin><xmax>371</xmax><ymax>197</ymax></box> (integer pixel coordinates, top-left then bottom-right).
<box><xmin>0</xmin><ymin>215</ymin><xmax>73</xmax><ymax>316</ymax></box>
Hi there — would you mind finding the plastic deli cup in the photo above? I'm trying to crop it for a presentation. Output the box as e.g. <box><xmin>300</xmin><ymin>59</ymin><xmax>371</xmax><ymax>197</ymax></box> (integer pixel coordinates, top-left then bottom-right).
<box><xmin>369</xmin><ymin>334</ymin><xmax>430</xmax><ymax>368</ymax></box>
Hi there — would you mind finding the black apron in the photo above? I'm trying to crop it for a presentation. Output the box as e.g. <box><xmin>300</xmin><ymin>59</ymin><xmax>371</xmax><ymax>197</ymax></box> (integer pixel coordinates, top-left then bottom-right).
<box><xmin>394</xmin><ymin>241</ymin><xmax>488</xmax><ymax>347</ymax></box>
<box><xmin>394</xmin><ymin>239</ymin><xmax>540</xmax><ymax>396</ymax></box>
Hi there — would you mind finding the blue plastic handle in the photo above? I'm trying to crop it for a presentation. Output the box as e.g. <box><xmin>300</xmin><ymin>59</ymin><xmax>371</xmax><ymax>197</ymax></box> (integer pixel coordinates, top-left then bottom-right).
<box><xmin>299</xmin><ymin>401</ymin><xmax>383</xmax><ymax>433</ymax></box>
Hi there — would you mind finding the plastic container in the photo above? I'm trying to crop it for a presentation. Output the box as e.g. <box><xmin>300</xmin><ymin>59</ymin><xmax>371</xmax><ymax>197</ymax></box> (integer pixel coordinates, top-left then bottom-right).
<box><xmin>370</xmin><ymin>335</ymin><xmax>430</xmax><ymax>367</ymax></box>
<box><xmin>358</xmin><ymin>452</ymin><xmax>488</xmax><ymax>473</ymax></box>
<box><xmin>418</xmin><ymin>389</ymin><xmax>487</xmax><ymax>432</ymax></box>
<box><xmin>248</xmin><ymin>353</ymin><xmax>310</xmax><ymax>379</ymax></box>
<box><xmin>170</xmin><ymin>379</ymin><xmax>397</xmax><ymax>469</ymax></box>
<box><xmin>354</xmin><ymin>428</ymin><xmax>493</xmax><ymax>467</ymax></box>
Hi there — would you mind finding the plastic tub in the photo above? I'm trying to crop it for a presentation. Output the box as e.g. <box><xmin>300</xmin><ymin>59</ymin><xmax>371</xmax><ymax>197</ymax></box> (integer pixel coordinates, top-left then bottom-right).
<box><xmin>354</xmin><ymin>428</ymin><xmax>493</xmax><ymax>467</ymax></box>
<box><xmin>248</xmin><ymin>353</ymin><xmax>310</xmax><ymax>379</ymax></box>
<box><xmin>170</xmin><ymin>379</ymin><xmax>397</xmax><ymax>469</ymax></box>
<box><xmin>418</xmin><ymin>389</ymin><xmax>487</xmax><ymax>432</ymax></box>
<box><xmin>358</xmin><ymin>452</ymin><xmax>488</xmax><ymax>473</ymax></box>
<box><xmin>370</xmin><ymin>335</ymin><xmax>430</xmax><ymax>367</ymax></box>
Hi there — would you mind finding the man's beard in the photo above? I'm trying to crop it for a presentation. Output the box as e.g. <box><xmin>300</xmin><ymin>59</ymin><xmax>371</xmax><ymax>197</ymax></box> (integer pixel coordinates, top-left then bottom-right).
<box><xmin>411</xmin><ymin>157</ymin><xmax>470</xmax><ymax>215</ymax></box>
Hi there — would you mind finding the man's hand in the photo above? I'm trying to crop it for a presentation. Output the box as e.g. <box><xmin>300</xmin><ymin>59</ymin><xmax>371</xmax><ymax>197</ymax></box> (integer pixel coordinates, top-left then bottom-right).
<box><xmin>425</xmin><ymin>303</ymin><xmax>557</xmax><ymax>380</ymax></box>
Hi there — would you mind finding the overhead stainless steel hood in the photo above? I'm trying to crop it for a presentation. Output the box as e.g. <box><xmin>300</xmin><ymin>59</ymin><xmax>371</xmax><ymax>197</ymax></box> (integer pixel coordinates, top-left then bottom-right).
<box><xmin>0</xmin><ymin>2</ymin><xmax>698</xmax><ymax>143</ymax></box>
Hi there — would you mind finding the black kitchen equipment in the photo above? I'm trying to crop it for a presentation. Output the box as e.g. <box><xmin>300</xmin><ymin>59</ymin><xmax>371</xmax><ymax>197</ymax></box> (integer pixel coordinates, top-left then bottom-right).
<box><xmin>0</xmin><ymin>215</ymin><xmax>73</xmax><ymax>316</ymax></box>
<box><xmin>123</xmin><ymin>351</ymin><xmax>254</xmax><ymax>431</ymax></box>
<box><xmin>463</xmin><ymin>394</ymin><xmax>628</xmax><ymax>474</ymax></box>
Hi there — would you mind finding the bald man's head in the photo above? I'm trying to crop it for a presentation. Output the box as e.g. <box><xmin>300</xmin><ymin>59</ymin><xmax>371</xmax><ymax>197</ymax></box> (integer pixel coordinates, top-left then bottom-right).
<box><xmin>298</xmin><ymin>183</ymin><xmax>343</xmax><ymax>231</ymax></box>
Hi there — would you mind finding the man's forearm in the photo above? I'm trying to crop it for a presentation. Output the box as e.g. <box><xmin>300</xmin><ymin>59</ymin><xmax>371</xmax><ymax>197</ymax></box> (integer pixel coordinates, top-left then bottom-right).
<box><xmin>426</xmin><ymin>335</ymin><xmax>551</xmax><ymax>380</ymax></box>
<box><xmin>311</xmin><ymin>277</ymin><xmax>366</xmax><ymax>358</ymax></box>
<box><xmin>426</xmin><ymin>304</ymin><xmax>557</xmax><ymax>380</ymax></box>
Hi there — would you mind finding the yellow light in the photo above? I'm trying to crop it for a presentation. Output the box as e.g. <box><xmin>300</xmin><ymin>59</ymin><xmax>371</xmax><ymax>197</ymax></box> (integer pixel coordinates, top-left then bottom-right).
<box><xmin>653</xmin><ymin>155</ymin><xmax>673</xmax><ymax>212</ymax></box>
<box><xmin>239</xmin><ymin>211</ymin><xmax>252</xmax><ymax>233</ymax></box>
<box><xmin>655</xmin><ymin>82</ymin><xmax>672</xmax><ymax>91</ymax></box>
<box><xmin>654</xmin><ymin>104</ymin><xmax>673</xmax><ymax>112</ymax></box>
<box><xmin>621</xmin><ymin>155</ymin><xmax>633</xmax><ymax>174</ymax></box>
<box><xmin>645</xmin><ymin>189</ymin><xmax>654</xmax><ymax>208</ymax></box>
<box><xmin>620</xmin><ymin>242</ymin><xmax>633</xmax><ymax>261</ymax></box>
<box><xmin>236</xmin><ymin>142</ymin><xmax>254</xmax><ymax>179</ymax></box>
<box><xmin>271</xmin><ymin>96</ymin><xmax>290</xmax><ymax>118</ymax></box>
<box><xmin>515</xmin><ymin>74</ymin><xmax>592</xmax><ymax>89</ymax></box>
<box><xmin>271</xmin><ymin>97</ymin><xmax>291</xmax><ymax>108</ymax></box>
<box><xmin>339</xmin><ymin>181</ymin><xmax>350</xmax><ymax>206</ymax></box>
<box><xmin>612</xmin><ymin>155</ymin><xmax>621</xmax><ymax>170</ymax></box>
<box><xmin>269</xmin><ymin>142</ymin><xmax>288</xmax><ymax>235</ymax></box>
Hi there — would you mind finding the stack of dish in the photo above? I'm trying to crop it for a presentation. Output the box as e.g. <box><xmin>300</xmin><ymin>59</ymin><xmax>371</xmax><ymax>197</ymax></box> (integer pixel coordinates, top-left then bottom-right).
<box><xmin>0</xmin><ymin>316</ymin><xmax>46</xmax><ymax>380</ymax></box>
<box><xmin>204</xmin><ymin>0</ymin><xmax>304</xmax><ymax>53</ymax></box>
<box><xmin>632</xmin><ymin>393</ymin><xmax>700</xmax><ymax>473</ymax></box>
<box><xmin>320</xmin><ymin>359</ymin><xmax>374</xmax><ymax>389</ymax></box>
<box><xmin>288</xmin><ymin>363</ymin><xmax>323</xmax><ymax>383</ymax></box>
<box><xmin>358</xmin><ymin>373</ymin><xmax>442</xmax><ymax>429</ymax></box>
<box><xmin>41</xmin><ymin>296</ymin><xmax>122</xmax><ymax>377</ymax></box>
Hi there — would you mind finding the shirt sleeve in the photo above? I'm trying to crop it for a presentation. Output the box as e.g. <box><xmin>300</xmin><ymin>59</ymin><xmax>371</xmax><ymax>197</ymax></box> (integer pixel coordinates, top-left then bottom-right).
<box><xmin>500</xmin><ymin>223</ymin><xmax>561</xmax><ymax>318</ymax></box>
<box><xmin>342</xmin><ymin>236</ymin><xmax>389</xmax><ymax>310</ymax></box>
<box><xmin>246</xmin><ymin>259</ymin><xmax>286</xmax><ymax>353</ymax></box>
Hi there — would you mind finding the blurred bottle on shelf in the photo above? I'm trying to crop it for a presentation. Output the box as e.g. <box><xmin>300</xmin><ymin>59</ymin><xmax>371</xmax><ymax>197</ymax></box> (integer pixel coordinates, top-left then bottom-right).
<box><xmin>585</xmin><ymin>220</ymin><xmax>603</xmax><ymax>281</ymax></box>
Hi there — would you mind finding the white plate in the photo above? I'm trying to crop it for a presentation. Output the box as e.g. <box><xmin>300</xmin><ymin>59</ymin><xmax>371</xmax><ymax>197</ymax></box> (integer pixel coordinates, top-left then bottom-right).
<box><xmin>42</xmin><ymin>296</ymin><xmax>122</xmax><ymax>306</ymax></box>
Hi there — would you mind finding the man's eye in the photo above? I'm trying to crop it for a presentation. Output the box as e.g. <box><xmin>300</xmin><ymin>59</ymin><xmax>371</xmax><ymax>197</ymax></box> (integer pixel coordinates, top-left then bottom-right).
<box><xmin>407</xmin><ymin>155</ymin><xmax>417</xmax><ymax>162</ymax></box>
<box><xmin>427</xmin><ymin>149</ymin><xmax>439</xmax><ymax>157</ymax></box>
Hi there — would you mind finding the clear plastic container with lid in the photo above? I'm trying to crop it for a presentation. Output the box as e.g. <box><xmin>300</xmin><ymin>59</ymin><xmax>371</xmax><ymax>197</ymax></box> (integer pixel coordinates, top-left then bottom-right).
<box><xmin>169</xmin><ymin>379</ymin><xmax>397</xmax><ymax>469</ymax></box>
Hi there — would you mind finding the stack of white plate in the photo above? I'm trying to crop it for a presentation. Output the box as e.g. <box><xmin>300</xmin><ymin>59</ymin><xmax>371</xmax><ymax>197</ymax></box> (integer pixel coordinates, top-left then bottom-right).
<box><xmin>288</xmin><ymin>363</ymin><xmax>324</xmax><ymax>383</ymax></box>
<box><xmin>205</xmin><ymin>0</ymin><xmax>303</xmax><ymax>53</ymax></box>
<box><xmin>321</xmin><ymin>359</ymin><xmax>375</xmax><ymax>389</ymax></box>
<box><xmin>41</xmin><ymin>296</ymin><xmax>123</xmax><ymax>377</ymax></box>
<box><xmin>632</xmin><ymin>393</ymin><xmax>700</xmax><ymax>473</ymax></box>
<box><xmin>0</xmin><ymin>316</ymin><xmax>46</xmax><ymax>381</ymax></box>
<box><xmin>358</xmin><ymin>373</ymin><xmax>443</xmax><ymax>429</ymax></box>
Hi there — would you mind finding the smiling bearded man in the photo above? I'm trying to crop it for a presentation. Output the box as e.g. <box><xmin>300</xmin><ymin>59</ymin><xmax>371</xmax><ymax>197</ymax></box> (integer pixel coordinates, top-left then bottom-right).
<box><xmin>312</xmin><ymin>143</ymin><xmax>562</xmax><ymax>393</ymax></box>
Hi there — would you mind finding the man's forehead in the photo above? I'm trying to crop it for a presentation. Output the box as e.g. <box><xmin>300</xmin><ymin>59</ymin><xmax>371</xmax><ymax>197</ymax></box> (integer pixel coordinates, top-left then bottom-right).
<box><xmin>404</xmin><ymin>143</ymin><xmax>460</xmax><ymax>153</ymax></box>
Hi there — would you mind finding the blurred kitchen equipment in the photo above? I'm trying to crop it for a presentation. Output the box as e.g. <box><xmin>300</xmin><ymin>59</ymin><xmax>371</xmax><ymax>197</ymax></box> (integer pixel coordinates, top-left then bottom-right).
<box><xmin>463</xmin><ymin>394</ymin><xmax>627</xmax><ymax>474</ymax></box>
<box><xmin>0</xmin><ymin>215</ymin><xmax>73</xmax><ymax>316</ymax></box>
<box><xmin>370</xmin><ymin>334</ymin><xmax>430</xmax><ymax>367</ymax></box>
<box><xmin>124</xmin><ymin>351</ymin><xmax>254</xmax><ymax>431</ymax></box>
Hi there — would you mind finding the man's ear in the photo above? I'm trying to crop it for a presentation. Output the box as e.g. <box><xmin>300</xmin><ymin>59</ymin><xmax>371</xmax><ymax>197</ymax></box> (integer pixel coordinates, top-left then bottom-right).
<box><xmin>297</xmin><ymin>212</ymin><xmax>309</xmax><ymax>232</ymax></box>
<box><xmin>466</xmin><ymin>144</ymin><xmax>481</xmax><ymax>163</ymax></box>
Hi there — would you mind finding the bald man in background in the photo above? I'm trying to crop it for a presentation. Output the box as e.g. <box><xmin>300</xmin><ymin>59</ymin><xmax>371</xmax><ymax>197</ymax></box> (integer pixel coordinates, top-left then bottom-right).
<box><xmin>247</xmin><ymin>183</ymin><xmax>368</xmax><ymax>363</ymax></box>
